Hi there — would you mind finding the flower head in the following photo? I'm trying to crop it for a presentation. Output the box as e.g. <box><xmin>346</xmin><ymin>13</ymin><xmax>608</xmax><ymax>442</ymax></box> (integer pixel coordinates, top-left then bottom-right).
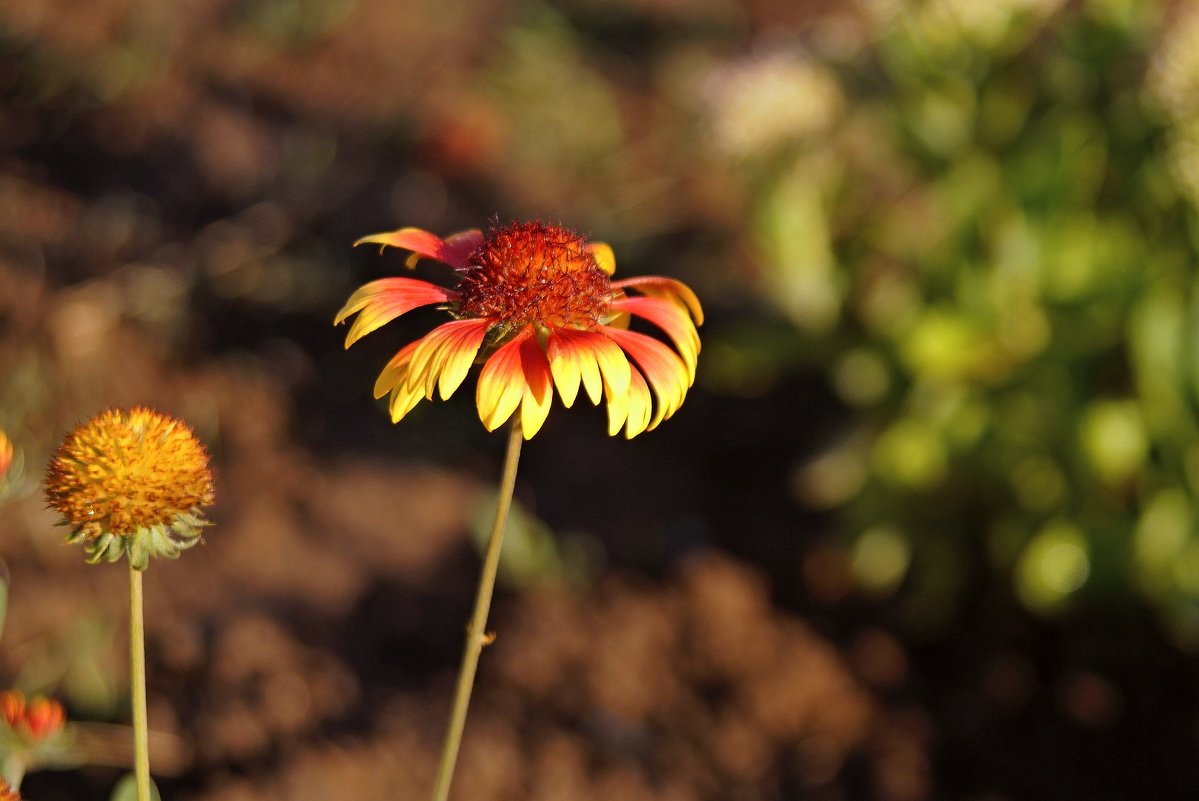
<box><xmin>335</xmin><ymin>220</ymin><xmax>703</xmax><ymax>439</ymax></box>
<box><xmin>0</xmin><ymin>691</ymin><xmax>69</xmax><ymax>791</ymax></box>
<box><xmin>0</xmin><ymin>691</ymin><xmax>65</xmax><ymax>743</ymax></box>
<box><xmin>0</xmin><ymin>430</ymin><xmax>17</xmax><ymax>503</ymax></box>
<box><xmin>45</xmin><ymin>408</ymin><xmax>215</xmax><ymax>570</ymax></box>
<box><xmin>0</xmin><ymin>432</ymin><xmax>11</xmax><ymax>480</ymax></box>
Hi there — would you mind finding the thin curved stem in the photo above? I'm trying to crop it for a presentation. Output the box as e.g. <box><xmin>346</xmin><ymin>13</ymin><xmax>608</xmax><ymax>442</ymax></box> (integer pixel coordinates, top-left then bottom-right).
<box><xmin>129</xmin><ymin>563</ymin><xmax>151</xmax><ymax>801</ymax></box>
<box><xmin>429</xmin><ymin>418</ymin><xmax>523</xmax><ymax>801</ymax></box>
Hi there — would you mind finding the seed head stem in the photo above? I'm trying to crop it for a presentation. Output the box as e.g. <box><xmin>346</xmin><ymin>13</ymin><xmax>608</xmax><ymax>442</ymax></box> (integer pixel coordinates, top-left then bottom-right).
<box><xmin>129</xmin><ymin>563</ymin><xmax>151</xmax><ymax>801</ymax></box>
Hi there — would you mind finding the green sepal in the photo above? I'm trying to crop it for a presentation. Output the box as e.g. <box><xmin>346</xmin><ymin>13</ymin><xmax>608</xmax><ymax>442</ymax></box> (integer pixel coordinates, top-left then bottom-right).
<box><xmin>62</xmin><ymin>506</ymin><xmax>210</xmax><ymax>570</ymax></box>
<box><xmin>81</xmin><ymin>533</ymin><xmax>126</xmax><ymax>565</ymax></box>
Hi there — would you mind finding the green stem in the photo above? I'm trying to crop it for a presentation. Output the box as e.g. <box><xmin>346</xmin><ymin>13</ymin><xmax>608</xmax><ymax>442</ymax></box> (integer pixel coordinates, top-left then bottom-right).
<box><xmin>3</xmin><ymin>754</ymin><xmax>25</xmax><ymax>790</ymax></box>
<box><xmin>429</xmin><ymin>418</ymin><xmax>523</xmax><ymax>801</ymax></box>
<box><xmin>129</xmin><ymin>562</ymin><xmax>151</xmax><ymax>801</ymax></box>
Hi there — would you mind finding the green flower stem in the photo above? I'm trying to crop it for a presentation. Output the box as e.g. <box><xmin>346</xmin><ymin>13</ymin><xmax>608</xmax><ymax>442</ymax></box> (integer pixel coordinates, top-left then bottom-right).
<box><xmin>2</xmin><ymin>754</ymin><xmax>25</xmax><ymax>790</ymax></box>
<box><xmin>129</xmin><ymin>562</ymin><xmax>151</xmax><ymax>801</ymax></box>
<box><xmin>429</xmin><ymin>418</ymin><xmax>523</xmax><ymax>801</ymax></box>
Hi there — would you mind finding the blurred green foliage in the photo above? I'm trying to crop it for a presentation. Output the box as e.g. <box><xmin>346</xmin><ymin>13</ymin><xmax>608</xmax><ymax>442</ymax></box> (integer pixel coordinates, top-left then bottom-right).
<box><xmin>759</xmin><ymin>0</ymin><xmax>1199</xmax><ymax>635</ymax></box>
<box><xmin>469</xmin><ymin>493</ymin><xmax>597</xmax><ymax>589</ymax></box>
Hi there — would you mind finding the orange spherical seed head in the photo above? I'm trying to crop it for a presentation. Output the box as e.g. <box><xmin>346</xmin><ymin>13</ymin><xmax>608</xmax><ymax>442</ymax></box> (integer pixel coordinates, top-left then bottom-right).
<box><xmin>45</xmin><ymin>407</ymin><xmax>215</xmax><ymax>570</ymax></box>
<box><xmin>456</xmin><ymin>221</ymin><xmax>613</xmax><ymax>333</ymax></box>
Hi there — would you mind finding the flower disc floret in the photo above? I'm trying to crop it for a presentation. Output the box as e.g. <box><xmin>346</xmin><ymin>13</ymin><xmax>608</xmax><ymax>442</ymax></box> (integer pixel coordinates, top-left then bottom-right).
<box><xmin>337</xmin><ymin>219</ymin><xmax>703</xmax><ymax>439</ymax></box>
<box><xmin>457</xmin><ymin>220</ymin><xmax>613</xmax><ymax>331</ymax></box>
<box><xmin>45</xmin><ymin>407</ymin><xmax>215</xmax><ymax>570</ymax></box>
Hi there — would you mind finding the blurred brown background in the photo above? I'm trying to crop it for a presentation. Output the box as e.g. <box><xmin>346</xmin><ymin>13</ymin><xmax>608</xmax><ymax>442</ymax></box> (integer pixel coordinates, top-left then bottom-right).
<box><xmin>3</xmin><ymin>0</ymin><xmax>1199</xmax><ymax>798</ymax></box>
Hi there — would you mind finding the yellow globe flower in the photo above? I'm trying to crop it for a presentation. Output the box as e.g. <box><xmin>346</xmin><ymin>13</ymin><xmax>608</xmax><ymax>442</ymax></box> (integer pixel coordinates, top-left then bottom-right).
<box><xmin>45</xmin><ymin>408</ymin><xmax>215</xmax><ymax>570</ymax></box>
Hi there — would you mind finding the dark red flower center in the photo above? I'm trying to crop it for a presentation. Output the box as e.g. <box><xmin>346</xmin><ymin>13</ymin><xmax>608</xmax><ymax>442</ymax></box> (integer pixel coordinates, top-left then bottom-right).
<box><xmin>455</xmin><ymin>220</ymin><xmax>612</xmax><ymax>330</ymax></box>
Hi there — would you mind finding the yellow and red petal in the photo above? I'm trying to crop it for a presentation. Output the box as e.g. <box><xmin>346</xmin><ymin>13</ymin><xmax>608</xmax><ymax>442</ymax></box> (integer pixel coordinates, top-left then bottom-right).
<box><xmin>612</xmin><ymin>295</ymin><xmax>701</xmax><ymax>383</ymax></box>
<box><xmin>476</xmin><ymin>328</ymin><xmax>558</xmax><ymax>438</ymax></box>
<box><xmin>477</xmin><ymin>329</ymin><xmax>532</xmax><ymax>432</ymax></box>
<box><xmin>370</xmin><ymin>340</ymin><xmax>429</xmax><ymax>423</ymax></box>
<box><xmin>518</xmin><ymin>335</ymin><xmax>554</xmax><ymax>438</ymax></box>
<box><xmin>612</xmin><ymin>275</ymin><xmax>705</xmax><ymax>326</ymax></box>
<box><xmin>373</xmin><ymin>340</ymin><xmax>421</xmax><ymax>399</ymax></box>
<box><xmin>335</xmin><ymin>277</ymin><xmax>452</xmax><ymax>347</ymax></box>
<box><xmin>546</xmin><ymin>331</ymin><xmax>584</xmax><ymax>408</ymax></box>
<box><xmin>602</xmin><ymin>327</ymin><xmax>689</xmax><ymax>430</ymax></box>
<box><xmin>354</xmin><ymin>227</ymin><xmax>444</xmax><ymax>261</ymax></box>
<box><xmin>578</xmin><ymin>348</ymin><xmax>603</xmax><ymax>406</ymax></box>
<box><xmin>547</xmin><ymin>329</ymin><xmax>630</xmax><ymax>408</ymax></box>
<box><xmin>354</xmin><ymin>226</ymin><xmax>483</xmax><ymax>269</ymax></box>
<box><xmin>404</xmin><ymin>319</ymin><xmax>491</xmax><ymax>400</ymax></box>
<box><xmin>622</xmin><ymin>365</ymin><xmax>653</xmax><ymax>438</ymax></box>
<box><xmin>602</xmin><ymin>369</ymin><xmax>630</xmax><ymax>436</ymax></box>
<box><xmin>389</xmin><ymin>380</ymin><xmax>426</xmax><ymax>423</ymax></box>
<box><xmin>594</xmin><ymin>338</ymin><xmax>633</xmax><ymax>401</ymax></box>
<box><xmin>586</xmin><ymin>242</ymin><xmax>616</xmax><ymax>275</ymax></box>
